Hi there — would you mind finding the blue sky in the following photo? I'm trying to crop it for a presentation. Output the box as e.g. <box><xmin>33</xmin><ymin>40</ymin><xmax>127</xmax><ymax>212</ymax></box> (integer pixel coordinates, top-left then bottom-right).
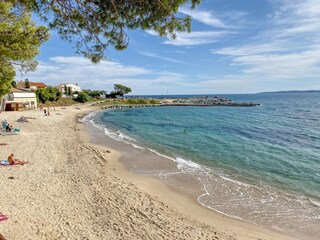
<box><xmin>23</xmin><ymin>0</ymin><xmax>320</xmax><ymax>95</ymax></box>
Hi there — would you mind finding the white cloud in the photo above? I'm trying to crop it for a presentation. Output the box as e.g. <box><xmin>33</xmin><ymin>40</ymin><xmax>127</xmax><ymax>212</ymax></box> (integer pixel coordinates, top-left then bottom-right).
<box><xmin>138</xmin><ymin>51</ymin><xmax>195</xmax><ymax>65</ymax></box>
<box><xmin>144</xmin><ymin>7</ymin><xmax>235</xmax><ymax>47</ymax></box>
<box><xmin>48</xmin><ymin>56</ymin><xmax>151</xmax><ymax>77</ymax></box>
<box><xmin>145</xmin><ymin>29</ymin><xmax>231</xmax><ymax>46</ymax></box>
<box><xmin>213</xmin><ymin>0</ymin><xmax>320</xmax><ymax>82</ymax></box>
<box><xmin>212</xmin><ymin>42</ymin><xmax>289</xmax><ymax>56</ymax></box>
<box><xmin>22</xmin><ymin>56</ymin><xmax>192</xmax><ymax>94</ymax></box>
<box><xmin>179</xmin><ymin>7</ymin><xmax>226</xmax><ymax>28</ymax></box>
<box><xmin>234</xmin><ymin>49</ymin><xmax>320</xmax><ymax>79</ymax></box>
<box><xmin>163</xmin><ymin>31</ymin><xmax>231</xmax><ymax>46</ymax></box>
<box><xmin>23</xmin><ymin>57</ymin><xmax>151</xmax><ymax>88</ymax></box>
<box><xmin>144</xmin><ymin>30</ymin><xmax>158</xmax><ymax>36</ymax></box>
<box><xmin>269</xmin><ymin>0</ymin><xmax>320</xmax><ymax>36</ymax></box>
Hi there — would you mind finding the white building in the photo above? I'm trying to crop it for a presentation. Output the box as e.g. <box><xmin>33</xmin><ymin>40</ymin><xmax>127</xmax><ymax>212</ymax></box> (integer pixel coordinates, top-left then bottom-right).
<box><xmin>56</xmin><ymin>83</ymin><xmax>82</xmax><ymax>93</ymax></box>
<box><xmin>1</xmin><ymin>88</ymin><xmax>37</xmax><ymax>111</ymax></box>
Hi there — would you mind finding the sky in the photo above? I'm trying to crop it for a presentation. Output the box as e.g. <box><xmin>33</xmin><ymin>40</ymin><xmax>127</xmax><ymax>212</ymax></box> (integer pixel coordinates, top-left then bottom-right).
<box><xmin>22</xmin><ymin>0</ymin><xmax>320</xmax><ymax>95</ymax></box>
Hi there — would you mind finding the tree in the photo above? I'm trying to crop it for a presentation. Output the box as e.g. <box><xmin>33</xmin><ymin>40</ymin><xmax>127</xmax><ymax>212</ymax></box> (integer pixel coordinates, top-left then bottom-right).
<box><xmin>0</xmin><ymin>61</ymin><xmax>15</xmax><ymax>97</ymax></box>
<box><xmin>47</xmin><ymin>87</ymin><xmax>62</xmax><ymax>101</ymax></box>
<box><xmin>113</xmin><ymin>84</ymin><xmax>132</xmax><ymax>96</ymax></box>
<box><xmin>0</xmin><ymin>1</ymin><xmax>49</xmax><ymax>97</ymax></box>
<box><xmin>11</xmin><ymin>81</ymin><xmax>17</xmax><ymax>88</ymax></box>
<box><xmin>83</xmin><ymin>89</ymin><xmax>105</xmax><ymax>98</ymax></box>
<box><xmin>67</xmin><ymin>87</ymin><xmax>72</xmax><ymax>96</ymax></box>
<box><xmin>21</xmin><ymin>0</ymin><xmax>201</xmax><ymax>62</ymax></box>
<box><xmin>75</xmin><ymin>92</ymin><xmax>90</xmax><ymax>103</ymax></box>
<box><xmin>36</xmin><ymin>88</ymin><xmax>50</xmax><ymax>103</ymax></box>
<box><xmin>64</xmin><ymin>84</ymin><xmax>68</xmax><ymax>95</ymax></box>
<box><xmin>36</xmin><ymin>87</ymin><xmax>62</xmax><ymax>103</ymax></box>
<box><xmin>25</xmin><ymin>79</ymin><xmax>30</xmax><ymax>89</ymax></box>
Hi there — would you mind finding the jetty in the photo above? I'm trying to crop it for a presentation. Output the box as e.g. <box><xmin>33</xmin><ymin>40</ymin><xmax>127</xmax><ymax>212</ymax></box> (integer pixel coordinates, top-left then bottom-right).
<box><xmin>161</xmin><ymin>102</ymin><xmax>260</xmax><ymax>107</ymax></box>
<box><xmin>98</xmin><ymin>96</ymin><xmax>260</xmax><ymax>109</ymax></box>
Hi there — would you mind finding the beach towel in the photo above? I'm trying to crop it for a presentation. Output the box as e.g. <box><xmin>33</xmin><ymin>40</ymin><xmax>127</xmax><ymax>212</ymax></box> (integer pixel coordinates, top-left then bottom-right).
<box><xmin>1</xmin><ymin>122</ymin><xmax>7</xmax><ymax>129</ymax></box>
<box><xmin>0</xmin><ymin>160</ymin><xmax>10</xmax><ymax>166</ymax></box>
<box><xmin>0</xmin><ymin>213</ymin><xmax>8</xmax><ymax>222</ymax></box>
<box><xmin>0</xmin><ymin>132</ymin><xmax>18</xmax><ymax>136</ymax></box>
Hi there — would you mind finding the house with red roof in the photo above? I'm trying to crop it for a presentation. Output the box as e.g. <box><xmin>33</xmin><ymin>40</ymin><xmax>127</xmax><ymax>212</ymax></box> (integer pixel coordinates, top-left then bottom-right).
<box><xmin>1</xmin><ymin>88</ymin><xmax>37</xmax><ymax>111</ymax></box>
<box><xmin>16</xmin><ymin>80</ymin><xmax>47</xmax><ymax>91</ymax></box>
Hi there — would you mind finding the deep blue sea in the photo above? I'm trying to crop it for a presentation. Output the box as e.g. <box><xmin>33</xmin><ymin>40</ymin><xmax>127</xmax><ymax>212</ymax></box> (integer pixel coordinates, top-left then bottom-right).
<box><xmin>87</xmin><ymin>93</ymin><xmax>320</xmax><ymax>238</ymax></box>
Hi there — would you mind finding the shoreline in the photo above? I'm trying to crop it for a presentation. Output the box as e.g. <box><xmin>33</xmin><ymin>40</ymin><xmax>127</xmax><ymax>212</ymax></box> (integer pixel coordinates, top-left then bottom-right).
<box><xmin>81</xmin><ymin>108</ymin><xmax>301</xmax><ymax>240</ymax></box>
<box><xmin>83</xmin><ymin>108</ymin><xmax>319</xmax><ymax>240</ymax></box>
<box><xmin>0</xmin><ymin>106</ymin><xmax>298</xmax><ymax>239</ymax></box>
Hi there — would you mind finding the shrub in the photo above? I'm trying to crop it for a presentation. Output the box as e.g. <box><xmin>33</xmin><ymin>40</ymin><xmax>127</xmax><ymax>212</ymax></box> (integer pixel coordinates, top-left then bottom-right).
<box><xmin>75</xmin><ymin>92</ymin><xmax>90</xmax><ymax>103</ymax></box>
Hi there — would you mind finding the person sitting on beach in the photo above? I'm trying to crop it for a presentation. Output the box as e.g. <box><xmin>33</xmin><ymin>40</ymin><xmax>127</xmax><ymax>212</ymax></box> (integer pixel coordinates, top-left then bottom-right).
<box><xmin>5</xmin><ymin>124</ymin><xmax>13</xmax><ymax>132</ymax></box>
<box><xmin>8</xmin><ymin>153</ymin><xmax>28</xmax><ymax>165</ymax></box>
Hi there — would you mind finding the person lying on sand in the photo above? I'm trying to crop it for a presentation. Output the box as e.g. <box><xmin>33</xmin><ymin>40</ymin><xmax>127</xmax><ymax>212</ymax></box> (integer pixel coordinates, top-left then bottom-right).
<box><xmin>17</xmin><ymin>116</ymin><xmax>30</xmax><ymax>123</ymax></box>
<box><xmin>0</xmin><ymin>143</ymin><xmax>8</xmax><ymax>146</ymax></box>
<box><xmin>8</xmin><ymin>153</ymin><xmax>28</xmax><ymax>165</ymax></box>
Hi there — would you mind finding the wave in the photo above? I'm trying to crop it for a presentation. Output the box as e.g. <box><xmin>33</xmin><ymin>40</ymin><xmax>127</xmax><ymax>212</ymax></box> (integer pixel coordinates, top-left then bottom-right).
<box><xmin>80</xmin><ymin>111</ymin><xmax>98</xmax><ymax>122</ymax></box>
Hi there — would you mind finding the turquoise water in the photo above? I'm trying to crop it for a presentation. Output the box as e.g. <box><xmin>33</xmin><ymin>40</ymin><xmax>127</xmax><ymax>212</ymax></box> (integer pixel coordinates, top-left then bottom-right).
<box><xmin>88</xmin><ymin>93</ymin><xmax>320</xmax><ymax>238</ymax></box>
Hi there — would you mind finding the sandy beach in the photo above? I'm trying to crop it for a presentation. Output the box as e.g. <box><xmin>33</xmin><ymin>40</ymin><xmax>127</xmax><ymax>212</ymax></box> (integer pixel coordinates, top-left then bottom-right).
<box><xmin>0</xmin><ymin>106</ymin><xmax>297</xmax><ymax>240</ymax></box>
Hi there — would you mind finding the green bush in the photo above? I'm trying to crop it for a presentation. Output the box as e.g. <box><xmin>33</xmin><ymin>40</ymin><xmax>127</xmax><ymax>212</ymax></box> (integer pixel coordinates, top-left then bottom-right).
<box><xmin>137</xmin><ymin>99</ymin><xmax>147</xmax><ymax>104</ymax></box>
<box><xmin>75</xmin><ymin>92</ymin><xmax>91</xmax><ymax>103</ymax></box>
<box><xmin>36</xmin><ymin>87</ymin><xmax>61</xmax><ymax>103</ymax></box>
<box><xmin>149</xmin><ymin>99</ymin><xmax>158</xmax><ymax>104</ymax></box>
<box><xmin>127</xmin><ymin>99</ymin><xmax>136</xmax><ymax>104</ymax></box>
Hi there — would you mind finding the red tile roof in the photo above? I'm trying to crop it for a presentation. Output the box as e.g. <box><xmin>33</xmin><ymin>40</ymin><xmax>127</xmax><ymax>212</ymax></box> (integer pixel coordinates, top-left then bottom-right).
<box><xmin>16</xmin><ymin>81</ymin><xmax>47</xmax><ymax>88</ymax></box>
<box><xmin>11</xmin><ymin>88</ymin><xmax>30</xmax><ymax>92</ymax></box>
<box><xmin>30</xmin><ymin>82</ymin><xmax>47</xmax><ymax>88</ymax></box>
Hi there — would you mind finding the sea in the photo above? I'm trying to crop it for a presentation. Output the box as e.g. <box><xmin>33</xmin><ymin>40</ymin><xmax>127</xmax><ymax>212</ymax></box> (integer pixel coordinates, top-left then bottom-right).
<box><xmin>83</xmin><ymin>93</ymin><xmax>320</xmax><ymax>239</ymax></box>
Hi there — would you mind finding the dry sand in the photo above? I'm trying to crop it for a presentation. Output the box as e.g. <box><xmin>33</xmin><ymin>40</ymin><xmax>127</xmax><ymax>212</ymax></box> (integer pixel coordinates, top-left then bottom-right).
<box><xmin>0</xmin><ymin>106</ymin><xmax>297</xmax><ymax>240</ymax></box>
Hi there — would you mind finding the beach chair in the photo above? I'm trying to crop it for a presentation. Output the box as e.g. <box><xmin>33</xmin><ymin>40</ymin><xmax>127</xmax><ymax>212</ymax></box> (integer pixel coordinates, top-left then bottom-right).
<box><xmin>1</xmin><ymin>122</ymin><xmax>7</xmax><ymax>129</ymax></box>
<box><xmin>1</xmin><ymin>121</ymin><xmax>20</xmax><ymax>133</ymax></box>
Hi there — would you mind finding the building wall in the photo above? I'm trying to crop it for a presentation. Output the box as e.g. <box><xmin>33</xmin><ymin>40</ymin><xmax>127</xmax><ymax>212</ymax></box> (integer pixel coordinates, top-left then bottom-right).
<box><xmin>57</xmin><ymin>84</ymin><xmax>82</xmax><ymax>95</ymax></box>
<box><xmin>5</xmin><ymin>97</ymin><xmax>37</xmax><ymax>111</ymax></box>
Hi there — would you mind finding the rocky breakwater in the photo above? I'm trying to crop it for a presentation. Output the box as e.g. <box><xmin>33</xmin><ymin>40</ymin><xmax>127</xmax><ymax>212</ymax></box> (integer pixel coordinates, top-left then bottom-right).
<box><xmin>98</xmin><ymin>96</ymin><xmax>260</xmax><ymax>109</ymax></box>
<box><xmin>101</xmin><ymin>104</ymin><xmax>161</xmax><ymax>109</ymax></box>
<box><xmin>166</xmin><ymin>96</ymin><xmax>260</xmax><ymax>107</ymax></box>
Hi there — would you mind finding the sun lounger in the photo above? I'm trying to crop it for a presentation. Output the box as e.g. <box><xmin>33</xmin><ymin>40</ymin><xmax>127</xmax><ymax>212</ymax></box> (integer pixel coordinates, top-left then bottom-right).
<box><xmin>1</xmin><ymin>121</ymin><xmax>20</xmax><ymax>133</ymax></box>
